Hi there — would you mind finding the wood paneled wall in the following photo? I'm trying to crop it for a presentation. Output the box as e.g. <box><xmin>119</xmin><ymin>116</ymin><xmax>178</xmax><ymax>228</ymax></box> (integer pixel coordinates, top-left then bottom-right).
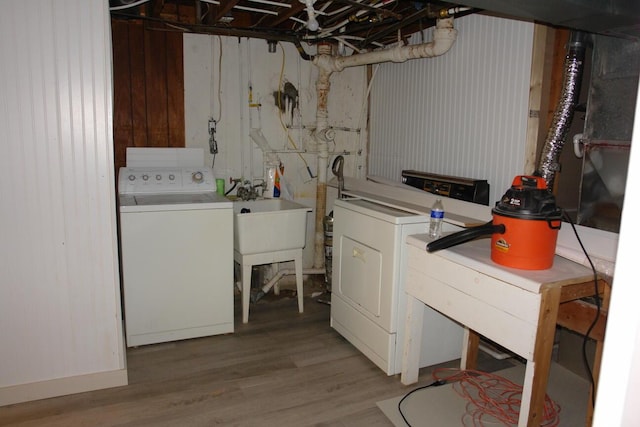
<box><xmin>111</xmin><ymin>19</ymin><xmax>185</xmax><ymax>170</ymax></box>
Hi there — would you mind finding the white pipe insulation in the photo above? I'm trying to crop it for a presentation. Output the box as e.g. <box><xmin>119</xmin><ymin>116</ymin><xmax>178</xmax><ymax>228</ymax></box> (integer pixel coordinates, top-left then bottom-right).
<box><xmin>573</xmin><ymin>132</ymin><xmax>584</xmax><ymax>158</ymax></box>
<box><xmin>313</xmin><ymin>17</ymin><xmax>458</xmax><ymax>72</ymax></box>
<box><xmin>309</xmin><ymin>17</ymin><xmax>458</xmax><ymax>268</ymax></box>
<box><xmin>311</xmin><ymin>42</ymin><xmax>335</xmax><ymax>269</ymax></box>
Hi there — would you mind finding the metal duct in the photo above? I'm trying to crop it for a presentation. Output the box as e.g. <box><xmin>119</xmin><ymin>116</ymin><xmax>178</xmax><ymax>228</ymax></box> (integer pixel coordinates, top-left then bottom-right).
<box><xmin>537</xmin><ymin>31</ymin><xmax>588</xmax><ymax>190</ymax></box>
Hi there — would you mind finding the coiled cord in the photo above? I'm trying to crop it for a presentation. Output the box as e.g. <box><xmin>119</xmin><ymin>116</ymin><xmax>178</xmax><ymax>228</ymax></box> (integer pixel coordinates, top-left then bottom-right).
<box><xmin>398</xmin><ymin>368</ymin><xmax>561</xmax><ymax>426</ymax></box>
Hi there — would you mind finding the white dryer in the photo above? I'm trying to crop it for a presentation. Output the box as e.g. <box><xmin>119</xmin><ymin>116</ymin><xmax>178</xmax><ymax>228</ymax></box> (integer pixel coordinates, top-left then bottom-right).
<box><xmin>119</xmin><ymin>167</ymin><xmax>233</xmax><ymax>347</ymax></box>
<box><xmin>331</xmin><ymin>198</ymin><xmax>463</xmax><ymax>375</ymax></box>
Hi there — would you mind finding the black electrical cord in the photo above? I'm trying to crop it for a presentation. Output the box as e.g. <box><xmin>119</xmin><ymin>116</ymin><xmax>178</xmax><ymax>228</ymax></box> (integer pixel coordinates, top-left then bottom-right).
<box><xmin>562</xmin><ymin>210</ymin><xmax>601</xmax><ymax>408</ymax></box>
<box><xmin>225</xmin><ymin>180</ymin><xmax>237</xmax><ymax>196</ymax></box>
<box><xmin>397</xmin><ymin>379</ymin><xmax>448</xmax><ymax>426</ymax></box>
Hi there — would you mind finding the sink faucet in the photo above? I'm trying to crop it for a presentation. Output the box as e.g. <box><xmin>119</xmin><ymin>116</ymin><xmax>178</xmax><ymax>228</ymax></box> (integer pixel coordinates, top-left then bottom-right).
<box><xmin>252</xmin><ymin>179</ymin><xmax>265</xmax><ymax>195</ymax></box>
<box><xmin>237</xmin><ymin>180</ymin><xmax>264</xmax><ymax>201</ymax></box>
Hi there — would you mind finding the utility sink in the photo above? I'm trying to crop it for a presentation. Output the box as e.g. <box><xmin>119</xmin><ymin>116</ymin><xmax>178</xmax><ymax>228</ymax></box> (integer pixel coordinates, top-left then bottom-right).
<box><xmin>233</xmin><ymin>199</ymin><xmax>312</xmax><ymax>255</ymax></box>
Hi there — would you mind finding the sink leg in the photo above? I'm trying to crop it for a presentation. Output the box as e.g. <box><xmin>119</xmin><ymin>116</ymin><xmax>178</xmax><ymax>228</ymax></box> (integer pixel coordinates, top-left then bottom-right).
<box><xmin>295</xmin><ymin>251</ymin><xmax>304</xmax><ymax>313</ymax></box>
<box><xmin>242</xmin><ymin>262</ymin><xmax>252</xmax><ymax>323</ymax></box>
<box><xmin>272</xmin><ymin>263</ymin><xmax>280</xmax><ymax>295</ymax></box>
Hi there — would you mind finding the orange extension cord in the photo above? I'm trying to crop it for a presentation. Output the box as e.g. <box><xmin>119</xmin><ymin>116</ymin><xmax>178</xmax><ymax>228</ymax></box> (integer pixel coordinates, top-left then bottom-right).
<box><xmin>431</xmin><ymin>368</ymin><xmax>561</xmax><ymax>427</ymax></box>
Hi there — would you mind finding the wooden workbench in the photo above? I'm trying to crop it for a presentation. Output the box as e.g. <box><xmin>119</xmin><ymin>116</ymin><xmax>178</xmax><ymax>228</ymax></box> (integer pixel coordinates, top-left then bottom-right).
<box><xmin>401</xmin><ymin>234</ymin><xmax>607</xmax><ymax>427</ymax></box>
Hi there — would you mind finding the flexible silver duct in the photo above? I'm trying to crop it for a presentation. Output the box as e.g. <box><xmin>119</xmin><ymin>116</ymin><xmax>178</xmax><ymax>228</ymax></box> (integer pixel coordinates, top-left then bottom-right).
<box><xmin>537</xmin><ymin>31</ymin><xmax>588</xmax><ymax>190</ymax></box>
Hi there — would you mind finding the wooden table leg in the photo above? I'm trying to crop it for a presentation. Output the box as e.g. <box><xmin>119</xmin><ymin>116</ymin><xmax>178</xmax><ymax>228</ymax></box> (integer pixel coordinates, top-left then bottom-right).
<box><xmin>461</xmin><ymin>328</ymin><xmax>480</xmax><ymax>370</ymax></box>
<box><xmin>520</xmin><ymin>287</ymin><xmax>562</xmax><ymax>426</ymax></box>
<box><xmin>401</xmin><ymin>294</ymin><xmax>424</xmax><ymax>385</ymax></box>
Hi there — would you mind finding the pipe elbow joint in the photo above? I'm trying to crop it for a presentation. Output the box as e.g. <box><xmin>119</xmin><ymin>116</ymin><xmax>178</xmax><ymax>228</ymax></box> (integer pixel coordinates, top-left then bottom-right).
<box><xmin>431</xmin><ymin>28</ymin><xmax>457</xmax><ymax>55</ymax></box>
<box><xmin>573</xmin><ymin>133</ymin><xmax>585</xmax><ymax>158</ymax></box>
<box><xmin>315</xmin><ymin>127</ymin><xmax>336</xmax><ymax>143</ymax></box>
<box><xmin>313</xmin><ymin>54</ymin><xmax>343</xmax><ymax>72</ymax></box>
<box><xmin>435</xmin><ymin>17</ymin><xmax>455</xmax><ymax>30</ymax></box>
<box><xmin>430</xmin><ymin>17</ymin><xmax>457</xmax><ymax>56</ymax></box>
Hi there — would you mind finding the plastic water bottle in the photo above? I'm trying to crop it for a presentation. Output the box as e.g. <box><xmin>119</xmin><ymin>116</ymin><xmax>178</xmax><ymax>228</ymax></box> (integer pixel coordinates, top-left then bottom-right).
<box><xmin>428</xmin><ymin>199</ymin><xmax>444</xmax><ymax>239</ymax></box>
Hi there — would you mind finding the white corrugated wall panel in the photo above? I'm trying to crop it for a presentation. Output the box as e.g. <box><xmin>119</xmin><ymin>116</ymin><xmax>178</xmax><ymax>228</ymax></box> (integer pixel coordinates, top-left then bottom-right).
<box><xmin>370</xmin><ymin>14</ymin><xmax>534</xmax><ymax>204</ymax></box>
<box><xmin>0</xmin><ymin>0</ymin><xmax>126</xmax><ymax>402</ymax></box>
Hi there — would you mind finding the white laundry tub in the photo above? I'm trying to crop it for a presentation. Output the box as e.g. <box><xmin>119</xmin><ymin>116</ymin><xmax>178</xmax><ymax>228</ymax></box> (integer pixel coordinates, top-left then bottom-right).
<box><xmin>233</xmin><ymin>199</ymin><xmax>312</xmax><ymax>255</ymax></box>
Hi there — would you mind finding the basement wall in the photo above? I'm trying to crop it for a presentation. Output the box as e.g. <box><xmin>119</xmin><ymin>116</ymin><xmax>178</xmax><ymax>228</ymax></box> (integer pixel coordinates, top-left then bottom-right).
<box><xmin>369</xmin><ymin>14</ymin><xmax>535</xmax><ymax>204</ymax></box>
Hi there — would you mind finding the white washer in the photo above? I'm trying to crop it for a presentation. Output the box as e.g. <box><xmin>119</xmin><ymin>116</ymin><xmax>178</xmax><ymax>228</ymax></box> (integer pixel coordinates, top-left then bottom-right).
<box><xmin>118</xmin><ymin>167</ymin><xmax>233</xmax><ymax>347</ymax></box>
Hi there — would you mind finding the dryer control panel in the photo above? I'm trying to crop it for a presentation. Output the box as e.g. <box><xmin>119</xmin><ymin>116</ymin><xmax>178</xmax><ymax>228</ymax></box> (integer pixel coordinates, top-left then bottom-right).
<box><xmin>401</xmin><ymin>170</ymin><xmax>489</xmax><ymax>206</ymax></box>
<box><xmin>118</xmin><ymin>167</ymin><xmax>216</xmax><ymax>194</ymax></box>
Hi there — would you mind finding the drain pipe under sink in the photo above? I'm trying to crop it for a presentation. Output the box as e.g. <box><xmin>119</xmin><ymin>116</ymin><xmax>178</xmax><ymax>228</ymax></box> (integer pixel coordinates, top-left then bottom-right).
<box><xmin>252</xmin><ymin>268</ymin><xmax>326</xmax><ymax>302</ymax></box>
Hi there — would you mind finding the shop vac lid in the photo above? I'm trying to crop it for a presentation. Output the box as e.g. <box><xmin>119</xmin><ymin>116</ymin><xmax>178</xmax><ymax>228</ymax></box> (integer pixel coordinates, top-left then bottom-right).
<box><xmin>492</xmin><ymin>175</ymin><xmax>562</xmax><ymax>221</ymax></box>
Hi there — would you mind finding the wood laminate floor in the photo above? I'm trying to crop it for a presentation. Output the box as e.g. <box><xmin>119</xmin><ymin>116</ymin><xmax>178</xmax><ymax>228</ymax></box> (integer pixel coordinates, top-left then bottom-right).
<box><xmin>1</xmin><ymin>279</ymin><xmax>504</xmax><ymax>427</ymax></box>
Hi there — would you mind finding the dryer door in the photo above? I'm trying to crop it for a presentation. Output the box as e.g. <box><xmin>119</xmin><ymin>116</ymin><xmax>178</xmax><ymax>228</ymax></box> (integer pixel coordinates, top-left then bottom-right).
<box><xmin>339</xmin><ymin>236</ymin><xmax>383</xmax><ymax>317</ymax></box>
<box><xmin>332</xmin><ymin>202</ymin><xmax>399</xmax><ymax>331</ymax></box>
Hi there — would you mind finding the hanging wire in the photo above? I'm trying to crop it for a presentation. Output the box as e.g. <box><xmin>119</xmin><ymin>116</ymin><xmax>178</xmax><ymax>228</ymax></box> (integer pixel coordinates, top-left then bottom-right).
<box><xmin>354</xmin><ymin>64</ymin><xmax>379</xmax><ymax>176</ymax></box>
<box><xmin>277</xmin><ymin>42</ymin><xmax>314</xmax><ymax>178</ymax></box>
<box><xmin>210</xmin><ymin>36</ymin><xmax>223</xmax><ymax>169</ymax></box>
<box><xmin>563</xmin><ymin>210</ymin><xmax>602</xmax><ymax>409</ymax></box>
<box><xmin>216</xmin><ymin>36</ymin><xmax>223</xmax><ymax>123</ymax></box>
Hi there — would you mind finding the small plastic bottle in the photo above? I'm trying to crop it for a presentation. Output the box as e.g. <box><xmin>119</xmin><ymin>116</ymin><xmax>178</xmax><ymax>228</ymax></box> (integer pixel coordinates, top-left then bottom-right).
<box><xmin>428</xmin><ymin>199</ymin><xmax>444</xmax><ymax>239</ymax></box>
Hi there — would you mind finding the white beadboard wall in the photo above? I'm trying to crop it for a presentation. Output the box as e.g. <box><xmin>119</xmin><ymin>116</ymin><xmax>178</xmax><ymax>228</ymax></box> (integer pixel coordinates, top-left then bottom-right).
<box><xmin>369</xmin><ymin>14</ymin><xmax>534</xmax><ymax>204</ymax></box>
<box><xmin>184</xmin><ymin>35</ymin><xmax>367</xmax><ymax>194</ymax></box>
<box><xmin>184</xmin><ymin>35</ymin><xmax>368</xmax><ymax>265</ymax></box>
<box><xmin>0</xmin><ymin>0</ymin><xmax>127</xmax><ymax>405</ymax></box>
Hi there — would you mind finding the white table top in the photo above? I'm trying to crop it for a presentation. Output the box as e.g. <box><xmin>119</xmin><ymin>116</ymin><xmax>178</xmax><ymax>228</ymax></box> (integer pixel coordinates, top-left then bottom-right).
<box><xmin>406</xmin><ymin>234</ymin><xmax>595</xmax><ymax>294</ymax></box>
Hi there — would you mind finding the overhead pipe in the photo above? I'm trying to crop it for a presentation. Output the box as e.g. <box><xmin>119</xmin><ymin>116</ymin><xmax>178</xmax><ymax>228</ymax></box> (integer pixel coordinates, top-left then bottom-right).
<box><xmin>309</xmin><ymin>17</ymin><xmax>457</xmax><ymax>269</ymax></box>
<box><xmin>537</xmin><ymin>31</ymin><xmax>588</xmax><ymax>191</ymax></box>
<box><xmin>316</xmin><ymin>0</ymin><xmax>397</xmax><ymax>38</ymax></box>
<box><xmin>313</xmin><ymin>17</ymin><xmax>457</xmax><ymax>72</ymax></box>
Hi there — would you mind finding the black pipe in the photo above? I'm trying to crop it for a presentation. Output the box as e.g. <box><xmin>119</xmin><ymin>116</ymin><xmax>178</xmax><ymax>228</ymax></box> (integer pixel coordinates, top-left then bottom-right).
<box><xmin>294</xmin><ymin>39</ymin><xmax>313</xmax><ymax>61</ymax></box>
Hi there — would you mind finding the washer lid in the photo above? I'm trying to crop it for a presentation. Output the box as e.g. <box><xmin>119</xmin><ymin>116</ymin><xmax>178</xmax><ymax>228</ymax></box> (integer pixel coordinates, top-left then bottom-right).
<box><xmin>119</xmin><ymin>192</ymin><xmax>232</xmax><ymax>211</ymax></box>
<box><xmin>134</xmin><ymin>192</ymin><xmax>222</xmax><ymax>205</ymax></box>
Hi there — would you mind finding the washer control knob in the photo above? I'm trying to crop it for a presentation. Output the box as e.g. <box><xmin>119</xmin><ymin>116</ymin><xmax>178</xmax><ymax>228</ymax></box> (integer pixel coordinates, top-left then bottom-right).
<box><xmin>128</xmin><ymin>174</ymin><xmax>136</xmax><ymax>181</ymax></box>
<box><xmin>192</xmin><ymin>171</ymin><xmax>204</xmax><ymax>183</ymax></box>
<box><xmin>156</xmin><ymin>174</ymin><xmax>162</xmax><ymax>181</ymax></box>
<box><xmin>142</xmin><ymin>174</ymin><xmax>149</xmax><ymax>181</ymax></box>
<box><xmin>168</xmin><ymin>174</ymin><xmax>175</xmax><ymax>181</ymax></box>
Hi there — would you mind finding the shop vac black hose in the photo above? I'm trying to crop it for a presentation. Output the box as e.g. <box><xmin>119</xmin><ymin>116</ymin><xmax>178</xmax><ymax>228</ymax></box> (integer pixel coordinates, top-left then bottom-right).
<box><xmin>426</xmin><ymin>222</ymin><xmax>505</xmax><ymax>252</ymax></box>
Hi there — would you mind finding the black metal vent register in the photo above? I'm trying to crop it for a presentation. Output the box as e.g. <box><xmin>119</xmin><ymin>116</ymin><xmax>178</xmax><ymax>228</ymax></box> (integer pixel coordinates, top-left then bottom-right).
<box><xmin>401</xmin><ymin>170</ymin><xmax>490</xmax><ymax>206</ymax></box>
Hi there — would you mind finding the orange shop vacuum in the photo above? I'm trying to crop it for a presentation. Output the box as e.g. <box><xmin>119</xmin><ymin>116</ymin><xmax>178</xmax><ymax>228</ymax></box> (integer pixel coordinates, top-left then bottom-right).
<box><xmin>427</xmin><ymin>175</ymin><xmax>562</xmax><ymax>270</ymax></box>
